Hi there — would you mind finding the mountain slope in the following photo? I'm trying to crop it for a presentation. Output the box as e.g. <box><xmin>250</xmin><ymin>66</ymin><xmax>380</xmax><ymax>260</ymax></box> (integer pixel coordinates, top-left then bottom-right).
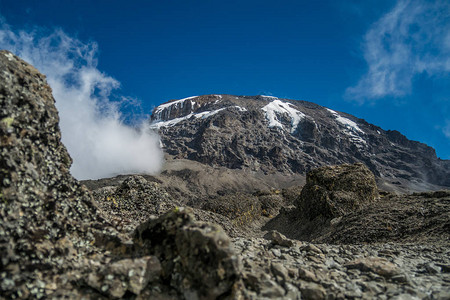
<box><xmin>150</xmin><ymin>94</ymin><xmax>450</xmax><ymax>191</ymax></box>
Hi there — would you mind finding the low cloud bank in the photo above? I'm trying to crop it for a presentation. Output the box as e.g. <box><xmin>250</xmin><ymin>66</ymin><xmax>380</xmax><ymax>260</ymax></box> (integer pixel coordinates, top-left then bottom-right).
<box><xmin>0</xmin><ymin>23</ymin><xmax>164</xmax><ymax>179</ymax></box>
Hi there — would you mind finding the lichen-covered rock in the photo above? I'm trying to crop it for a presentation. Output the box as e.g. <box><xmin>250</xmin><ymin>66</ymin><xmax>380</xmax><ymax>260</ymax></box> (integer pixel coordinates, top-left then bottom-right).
<box><xmin>0</xmin><ymin>50</ymin><xmax>243</xmax><ymax>299</ymax></box>
<box><xmin>92</xmin><ymin>175</ymin><xmax>180</xmax><ymax>233</ymax></box>
<box><xmin>134</xmin><ymin>207</ymin><xmax>243</xmax><ymax>299</ymax></box>
<box><xmin>0</xmin><ymin>50</ymin><xmax>120</xmax><ymax>298</ymax></box>
<box><xmin>296</xmin><ymin>163</ymin><xmax>379</xmax><ymax>220</ymax></box>
<box><xmin>86</xmin><ymin>256</ymin><xmax>162</xmax><ymax>298</ymax></box>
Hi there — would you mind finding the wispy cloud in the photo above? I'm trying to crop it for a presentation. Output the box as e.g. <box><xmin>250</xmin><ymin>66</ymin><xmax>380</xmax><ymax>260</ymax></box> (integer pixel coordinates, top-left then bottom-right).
<box><xmin>0</xmin><ymin>22</ymin><xmax>164</xmax><ymax>179</ymax></box>
<box><xmin>346</xmin><ymin>0</ymin><xmax>450</xmax><ymax>101</ymax></box>
<box><xmin>443</xmin><ymin>121</ymin><xmax>450</xmax><ymax>139</ymax></box>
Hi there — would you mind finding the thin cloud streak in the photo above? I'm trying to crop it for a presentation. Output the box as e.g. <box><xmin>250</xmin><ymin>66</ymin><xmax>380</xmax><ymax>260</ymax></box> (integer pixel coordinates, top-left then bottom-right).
<box><xmin>0</xmin><ymin>22</ymin><xmax>164</xmax><ymax>179</ymax></box>
<box><xmin>443</xmin><ymin>121</ymin><xmax>450</xmax><ymax>139</ymax></box>
<box><xmin>346</xmin><ymin>0</ymin><xmax>450</xmax><ymax>101</ymax></box>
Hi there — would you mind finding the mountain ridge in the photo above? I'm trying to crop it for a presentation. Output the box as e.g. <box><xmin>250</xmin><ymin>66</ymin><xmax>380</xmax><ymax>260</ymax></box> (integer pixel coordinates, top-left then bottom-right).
<box><xmin>150</xmin><ymin>94</ymin><xmax>450</xmax><ymax>191</ymax></box>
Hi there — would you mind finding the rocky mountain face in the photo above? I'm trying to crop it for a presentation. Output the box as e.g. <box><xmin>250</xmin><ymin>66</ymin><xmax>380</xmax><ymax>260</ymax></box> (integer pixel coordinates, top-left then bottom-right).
<box><xmin>150</xmin><ymin>94</ymin><xmax>450</xmax><ymax>191</ymax></box>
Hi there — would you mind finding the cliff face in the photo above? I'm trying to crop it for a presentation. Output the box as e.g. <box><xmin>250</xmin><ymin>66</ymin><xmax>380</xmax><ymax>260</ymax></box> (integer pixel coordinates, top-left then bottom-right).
<box><xmin>150</xmin><ymin>94</ymin><xmax>450</xmax><ymax>190</ymax></box>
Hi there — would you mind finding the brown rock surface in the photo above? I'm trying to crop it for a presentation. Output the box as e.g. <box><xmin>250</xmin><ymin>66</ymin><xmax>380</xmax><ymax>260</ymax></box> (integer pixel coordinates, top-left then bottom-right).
<box><xmin>296</xmin><ymin>163</ymin><xmax>379</xmax><ymax>220</ymax></box>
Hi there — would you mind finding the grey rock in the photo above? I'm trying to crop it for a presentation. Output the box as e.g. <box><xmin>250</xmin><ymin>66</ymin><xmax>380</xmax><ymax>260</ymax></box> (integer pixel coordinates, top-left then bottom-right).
<box><xmin>304</xmin><ymin>244</ymin><xmax>323</xmax><ymax>254</ymax></box>
<box><xmin>345</xmin><ymin>257</ymin><xmax>401</xmax><ymax>278</ymax></box>
<box><xmin>0</xmin><ymin>50</ymin><xmax>120</xmax><ymax>298</ymax></box>
<box><xmin>259</xmin><ymin>280</ymin><xmax>285</xmax><ymax>298</ymax></box>
<box><xmin>423</xmin><ymin>262</ymin><xmax>441</xmax><ymax>274</ymax></box>
<box><xmin>134</xmin><ymin>207</ymin><xmax>242</xmax><ymax>299</ymax></box>
<box><xmin>298</xmin><ymin>268</ymin><xmax>318</xmax><ymax>282</ymax></box>
<box><xmin>271</xmin><ymin>262</ymin><xmax>289</xmax><ymax>281</ymax></box>
<box><xmin>299</xmin><ymin>282</ymin><xmax>326</xmax><ymax>300</ymax></box>
<box><xmin>264</xmin><ymin>230</ymin><xmax>295</xmax><ymax>247</ymax></box>
<box><xmin>271</xmin><ymin>248</ymin><xmax>282</xmax><ymax>258</ymax></box>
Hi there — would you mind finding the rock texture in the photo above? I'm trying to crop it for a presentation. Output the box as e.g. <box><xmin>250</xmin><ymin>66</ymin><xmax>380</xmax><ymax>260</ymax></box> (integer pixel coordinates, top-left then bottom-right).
<box><xmin>264</xmin><ymin>165</ymin><xmax>450</xmax><ymax>245</ymax></box>
<box><xmin>150</xmin><ymin>94</ymin><xmax>450</xmax><ymax>191</ymax></box>
<box><xmin>0</xmin><ymin>49</ymin><xmax>113</xmax><ymax>298</ymax></box>
<box><xmin>134</xmin><ymin>207</ymin><xmax>242</xmax><ymax>299</ymax></box>
<box><xmin>296</xmin><ymin>163</ymin><xmax>379</xmax><ymax>220</ymax></box>
<box><xmin>90</xmin><ymin>173</ymin><xmax>450</xmax><ymax>299</ymax></box>
<box><xmin>0</xmin><ymin>51</ymin><xmax>242</xmax><ymax>299</ymax></box>
<box><xmin>233</xmin><ymin>237</ymin><xmax>450</xmax><ymax>300</ymax></box>
<box><xmin>2</xmin><ymin>50</ymin><xmax>450</xmax><ymax>299</ymax></box>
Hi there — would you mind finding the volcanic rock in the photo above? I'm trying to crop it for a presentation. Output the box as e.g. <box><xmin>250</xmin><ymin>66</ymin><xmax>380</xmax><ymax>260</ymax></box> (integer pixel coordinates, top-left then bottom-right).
<box><xmin>0</xmin><ymin>50</ymin><xmax>243</xmax><ymax>299</ymax></box>
<box><xmin>0</xmin><ymin>49</ymin><xmax>118</xmax><ymax>298</ymax></box>
<box><xmin>296</xmin><ymin>163</ymin><xmax>379</xmax><ymax>220</ymax></box>
<box><xmin>134</xmin><ymin>207</ymin><xmax>242</xmax><ymax>299</ymax></box>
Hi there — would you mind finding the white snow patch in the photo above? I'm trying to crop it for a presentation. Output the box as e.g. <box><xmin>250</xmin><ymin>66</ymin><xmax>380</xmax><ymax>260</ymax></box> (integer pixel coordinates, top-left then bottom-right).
<box><xmin>154</xmin><ymin>96</ymin><xmax>198</xmax><ymax>114</ymax></box>
<box><xmin>150</xmin><ymin>113</ymin><xmax>195</xmax><ymax>129</ymax></box>
<box><xmin>234</xmin><ymin>106</ymin><xmax>247</xmax><ymax>112</ymax></box>
<box><xmin>326</xmin><ymin>108</ymin><xmax>364</xmax><ymax>134</ymax></box>
<box><xmin>151</xmin><ymin>105</ymin><xmax>247</xmax><ymax>128</ymax></box>
<box><xmin>196</xmin><ymin>108</ymin><xmax>226</xmax><ymax>119</ymax></box>
<box><xmin>326</xmin><ymin>108</ymin><xmax>366</xmax><ymax>148</ymax></box>
<box><xmin>261</xmin><ymin>95</ymin><xmax>278</xmax><ymax>99</ymax></box>
<box><xmin>261</xmin><ymin>100</ymin><xmax>305</xmax><ymax>133</ymax></box>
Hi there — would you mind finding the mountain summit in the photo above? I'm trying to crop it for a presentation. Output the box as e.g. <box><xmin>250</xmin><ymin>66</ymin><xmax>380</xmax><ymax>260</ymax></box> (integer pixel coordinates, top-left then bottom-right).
<box><xmin>150</xmin><ymin>94</ymin><xmax>450</xmax><ymax>191</ymax></box>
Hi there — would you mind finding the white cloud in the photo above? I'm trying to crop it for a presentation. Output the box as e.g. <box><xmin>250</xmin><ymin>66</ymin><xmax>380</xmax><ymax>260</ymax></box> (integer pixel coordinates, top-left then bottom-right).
<box><xmin>443</xmin><ymin>120</ymin><xmax>450</xmax><ymax>139</ymax></box>
<box><xmin>0</xmin><ymin>24</ymin><xmax>164</xmax><ymax>179</ymax></box>
<box><xmin>346</xmin><ymin>0</ymin><xmax>450</xmax><ymax>101</ymax></box>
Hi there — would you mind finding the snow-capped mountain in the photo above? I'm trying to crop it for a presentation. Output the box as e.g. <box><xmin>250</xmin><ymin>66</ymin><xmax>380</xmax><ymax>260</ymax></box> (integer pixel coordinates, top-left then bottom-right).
<box><xmin>150</xmin><ymin>94</ymin><xmax>450</xmax><ymax>190</ymax></box>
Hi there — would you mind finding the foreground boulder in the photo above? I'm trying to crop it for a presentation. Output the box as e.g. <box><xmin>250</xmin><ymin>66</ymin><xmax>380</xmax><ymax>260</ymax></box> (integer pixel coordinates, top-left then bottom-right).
<box><xmin>0</xmin><ymin>51</ymin><xmax>243</xmax><ymax>299</ymax></box>
<box><xmin>134</xmin><ymin>207</ymin><xmax>242</xmax><ymax>299</ymax></box>
<box><xmin>0</xmin><ymin>50</ymin><xmax>115</xmax><ymax>298</ymax></box>
<box><xmin>296</xmin><ymin>163</ymin><xmax>379</xmax><ymax>220</ymax></box>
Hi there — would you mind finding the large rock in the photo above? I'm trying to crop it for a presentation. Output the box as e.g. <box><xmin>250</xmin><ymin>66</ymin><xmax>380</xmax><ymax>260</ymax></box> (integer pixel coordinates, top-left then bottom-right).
<box><xmin>0</xmin><ymin>50</ymin><xmax>117</xmax><ymax>298</ymax></box>
<box><xmin>92</xmin><ymin>175</ymin><xmax>179</xmax><ymax>233</ymax></box>
<box><xmin>134</xmin><ymin>207</ymin><xmax>243</xmax><ymax>299</ymax></box>
<box><xmin>0</xmin><ymin>50</ymin><xmax>244</xmax><ymax>299</ymax></box>
<box><xmin>296</xmin><ymin>163</ymin><xmax>379</xmax><ymax>220</ymax></box>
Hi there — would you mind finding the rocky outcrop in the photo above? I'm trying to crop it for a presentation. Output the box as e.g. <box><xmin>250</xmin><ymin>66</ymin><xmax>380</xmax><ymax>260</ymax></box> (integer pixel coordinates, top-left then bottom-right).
<box><xmin>0</xmin><ymin>51</ymin><xmax>242</xmax><ymax>299</ymax></box>
<box><xmin>0</xmin><ymin>49</ymin><xmax>114</xmax><ymax>298</ymax></box>
<box><xmin>296</xmin><ymin>163</ymin><xmax>379</xmax><ymax>220</ymax></box>
<box><xmin>264</xmin><ymin>164</ymin><xmax>450</xmax><ymax>245</ymax></box>
<box><xmin>150</xmin><ymin>95</ymin><xmax>450</xmax><ymax>191</ymax></box>
<box><xmin>134</xmin><ymin>207</ymin><xmax>242</xmax><ymax>299</ymax></box>
<box><xmin>92</xmin><ymin>175</ymin><xmax>180</xmax><ymax>233</ymax></box>
<box><xmin>89</xmin><ymin>172</ymin><xmax>450</xmax><ymax>299</ymax></box>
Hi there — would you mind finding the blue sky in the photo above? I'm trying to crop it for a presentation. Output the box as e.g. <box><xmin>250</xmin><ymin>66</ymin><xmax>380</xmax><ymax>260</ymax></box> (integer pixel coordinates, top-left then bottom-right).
<box><xmin>1</xmin><ymin>0</ymin><xmax>449</xmax><ymax>159</ymax></box>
